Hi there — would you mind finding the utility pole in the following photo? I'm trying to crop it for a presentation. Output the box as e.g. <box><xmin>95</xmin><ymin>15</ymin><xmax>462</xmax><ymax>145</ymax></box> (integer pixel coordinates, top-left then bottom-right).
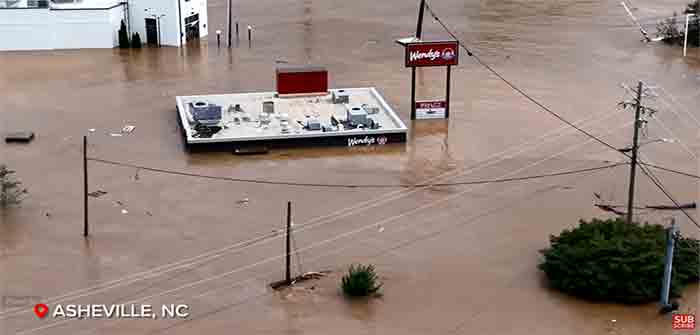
<box><xmin>286</xmin><ymin>201</ymin><xmax>292</xmax><ymax>285</ymax></box>
<box><xmin>411</xmin><ymin>0</ymin><xmax>426</xmax><ymax>120</ymax></box>
<box><xmin>626</xmin><ymin>81</ymin><xmax>643</xmax><ymax>224</ymax></box>
<box><xmin>83</xmin><ymin>135</ymin><xmax>89</xmax><ymax>237</ymax></box>
<box><xmin>227</xmin><ymin>0</ymin><xmax>232</xmax><ymax>47</ymax></box>
<box><xmin>416</xmin><ymin>0</ymin><xmax>426</xmax><ymax>39</ymax></box>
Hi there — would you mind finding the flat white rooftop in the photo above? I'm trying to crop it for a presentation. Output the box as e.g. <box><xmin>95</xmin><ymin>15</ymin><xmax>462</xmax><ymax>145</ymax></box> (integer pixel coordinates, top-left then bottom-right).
<box><xmin>176</xmin><ymin>87</ymin><xmax>408</xmax><ymax>149</ymax></box>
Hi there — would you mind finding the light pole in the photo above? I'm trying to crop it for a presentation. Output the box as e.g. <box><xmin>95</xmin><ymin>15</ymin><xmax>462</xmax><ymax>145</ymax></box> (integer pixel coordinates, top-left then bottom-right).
<box><xmin>617</xmin><ymin>138</ymin><xmax>676</xmax><ymax>153</ymax></box>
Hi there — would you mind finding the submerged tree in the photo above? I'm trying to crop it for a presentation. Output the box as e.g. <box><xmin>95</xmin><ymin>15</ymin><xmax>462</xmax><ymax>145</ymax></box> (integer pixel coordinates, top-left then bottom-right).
<box><xmin>118</xmin><ymin>20</ymin><xmax>130</xmax><ymax>49</ymax></box>
<box><xmin>0</xmin><ymin>165</ymin><xmax>27</xmax><ymax>208</ymax></box>
<box><xmin>657</xmin><ymin>13</ymin><xmax>683</xmax><ymax>45</ymax></box>
<box><xmin>131</xmin><ymin>32</ymin><xmax>142</xmax><ymax>48</ymax></box>
<box><xmin>539</xmin><ymin>218</ymin><xmax>700</xmax><ymax>304</ymax></box>
<box><xmin>341</xmin><ymin>264</ymin><xmax>383</xmax><ymax>297</ymax></box>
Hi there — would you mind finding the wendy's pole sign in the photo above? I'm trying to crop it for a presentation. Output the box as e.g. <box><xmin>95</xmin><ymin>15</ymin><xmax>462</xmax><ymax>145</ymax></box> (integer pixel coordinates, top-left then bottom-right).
<box><xmin>405</xmin><ymin>40</ymin><xmax>459</xmax><ymax>119</ymax></box>
<box><xmin>397</xmin><ymin>0</ymin><xmax>459</xmax><ymax>120</ymax></box>
<box><xmin>404</xmin><ymin>40</ymin><xmax>459</xmax><ymax>120</ymax></box>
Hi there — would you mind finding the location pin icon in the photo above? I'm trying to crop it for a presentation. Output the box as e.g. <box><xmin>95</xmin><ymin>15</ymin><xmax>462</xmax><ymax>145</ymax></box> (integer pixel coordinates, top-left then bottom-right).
<box><xmin>34</xmin><ymin>304</ymin><xmax>49</xmax><ymax>319</ymax></box>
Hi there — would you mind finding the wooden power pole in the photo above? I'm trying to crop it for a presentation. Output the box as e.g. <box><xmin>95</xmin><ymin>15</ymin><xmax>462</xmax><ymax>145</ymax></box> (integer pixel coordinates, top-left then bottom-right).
<box><xmin>626</xmin><ymin>81</ymin><xmax>643</xmax><ymax>224</ymax></box>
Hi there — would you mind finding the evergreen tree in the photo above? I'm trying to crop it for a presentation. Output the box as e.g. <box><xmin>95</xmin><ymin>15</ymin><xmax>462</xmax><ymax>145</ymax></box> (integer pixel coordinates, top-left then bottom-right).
<box><xmin>118</xmin><ymin>20</ymin><xmax>130</xmax><ymax>49</ymax></box>
<box><xmin>131</xmin><ymin>32</ymin><xmax>142</xmax><ymax>48</ymax></box>
<box><xmin>539</xmin><ymin>218</ymin><xmax>700</xmax><ymax>304</ymax></box>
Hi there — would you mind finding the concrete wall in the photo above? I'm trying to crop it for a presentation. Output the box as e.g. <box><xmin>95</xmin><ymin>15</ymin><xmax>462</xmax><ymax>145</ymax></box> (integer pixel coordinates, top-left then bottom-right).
<box><xmin>0</xmin><ymin>6</ymin><xmax>123</xmax><ymax>51</ymax></box>
<box><xmin>128</xmin><ymin>0</ymin><xmax>208</xmax><ymax>47</ymax></box>
<box><xmin>180</xmin><ymin>0</ymin><xmax>208</xmax><ymax>45</ymax></box>
<box><xmin>0</xmin><ymin>9</ymin><xmax>53</xmax><ymax>51</ymax></box>
<box><xmin>128</xmin><ymin>0</ymin><xmax>180</xmax><ymax>47</ymax></box>
<box><xmin>0</xmin><ymin>0</ymin><xmax>207</xmax><ymax>50</ymax></box>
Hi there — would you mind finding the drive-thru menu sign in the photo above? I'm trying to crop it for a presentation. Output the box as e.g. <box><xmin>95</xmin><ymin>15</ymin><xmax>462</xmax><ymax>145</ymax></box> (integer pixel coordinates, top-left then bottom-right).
<box><xmin>405</xmin><ymin>41</ymin><xmax>459</xmax><ymax>67</ymax></box>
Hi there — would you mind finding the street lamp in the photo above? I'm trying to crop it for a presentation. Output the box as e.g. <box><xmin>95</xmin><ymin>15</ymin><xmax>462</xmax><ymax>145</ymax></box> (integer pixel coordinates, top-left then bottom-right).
<box><xmin>618</xmin><ymin>138</ymin><xmax>676</xmax><ymax>153</ymax></box>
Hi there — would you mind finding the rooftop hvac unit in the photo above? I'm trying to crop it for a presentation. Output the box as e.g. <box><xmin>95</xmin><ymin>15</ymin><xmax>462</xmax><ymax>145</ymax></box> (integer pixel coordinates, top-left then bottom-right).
<box><xmin>189</xmin><ymin>102</ymin><xmax>222</xmax><ymax>125</ymax></box>
<box><xmin>346</xmin><ymin>105</ymin><xmax>368</xmax><ymax>126</ymax></box>
<box><xmin>332</xmin><ymin>90</ymin><xmax>350</xmax><ymax>104</ymax></box>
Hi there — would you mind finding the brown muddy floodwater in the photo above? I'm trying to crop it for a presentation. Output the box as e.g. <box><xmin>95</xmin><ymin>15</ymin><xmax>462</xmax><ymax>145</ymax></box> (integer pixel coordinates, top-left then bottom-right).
<box><xmin>1</xmin><ymin>0</ymin><xmax>699</xmax><ymax>334</ymax></box>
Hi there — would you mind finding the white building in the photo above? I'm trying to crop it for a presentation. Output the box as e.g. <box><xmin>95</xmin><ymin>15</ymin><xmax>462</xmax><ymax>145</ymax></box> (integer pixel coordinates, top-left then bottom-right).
<box><xmin>0</xmin><ymin>0</ymin><xmax>208</xmax><ymax>51</ymax></box>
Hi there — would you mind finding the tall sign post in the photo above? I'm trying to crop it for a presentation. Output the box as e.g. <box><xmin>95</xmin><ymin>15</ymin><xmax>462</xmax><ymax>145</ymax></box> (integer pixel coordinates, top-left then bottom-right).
<box><xmin>404</xmin><ymin>40</ymin><xmax>459</xmax><ymax>120</ymax></box>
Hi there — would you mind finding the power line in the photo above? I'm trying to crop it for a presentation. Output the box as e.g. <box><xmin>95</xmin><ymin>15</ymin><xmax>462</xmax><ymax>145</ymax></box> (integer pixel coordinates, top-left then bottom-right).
<box><xmin>423</xmin><ymin>1</ymin><xmax>639</xmax><ymax>161</ymax></box>
<box><xmin>422</xmin><ymin>1</ymin><xmax>700</xmax><ymax>232</ymax></box>
<box><xmin>637</xmin><ymin>160</ymin><xmax>700</xmax><ymax>230</ymax></box>
<box><xmin>87</xmin><ymin>157</ymin><xmax>626</xmax><ymax>188</ymax></box>
<box><xmin>640</xmin><ymin>162</ymin><xmax>700</xmax><ymax>179</ymax></box>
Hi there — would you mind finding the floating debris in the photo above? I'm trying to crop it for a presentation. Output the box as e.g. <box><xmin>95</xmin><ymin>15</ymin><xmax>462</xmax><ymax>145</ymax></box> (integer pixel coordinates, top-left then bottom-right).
<box><xmin>5</xmin><ymin>131</ymin><xmax>35</xmax><ymax>143</ymax></box>
<box><xmin>87</xmin><ymin>190</ymin><xmax>108</xmax><ymax>198</ymax></box>
<box><xmin>121</xmin><ymin>125</ymin><xmax>135</xmax><ymax>134</ymax></box>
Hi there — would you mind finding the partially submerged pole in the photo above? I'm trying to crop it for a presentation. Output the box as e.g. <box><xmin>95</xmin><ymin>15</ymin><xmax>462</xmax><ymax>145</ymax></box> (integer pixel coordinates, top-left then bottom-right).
<box><xmin>227</xmin><ymin>0</ymin><xmax>232</xmax><ymax>47</ymax></box>
<box><xmin>660</xmin><ymin>218</ymin><xmax>678</xmax><ymax>313</ymax></box>
<box><xmin>286</xmin><ymin>201</ymin><xmax>292</xmax><ymax>285</ymax></box>
<box><xmin>83</xmin><ymin>135</ymin><xmax>89</xmax><ymax>237</ymax></box>
<box><xmin>684</xmin><ymin>14</ymin><xmax>692</xmax><ymax>57</ymax></box>
<box><xmin>626</xmin><ymin>81</ymin><xmax>643</xmax><ymax>224</ymax></box>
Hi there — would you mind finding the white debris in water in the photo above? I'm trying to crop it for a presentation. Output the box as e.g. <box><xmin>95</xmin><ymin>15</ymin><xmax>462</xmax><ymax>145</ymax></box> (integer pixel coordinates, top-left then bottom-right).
<box><xmin>122</xmin><ymin>125</ymin><xmax>135</xmax><ymax>134</ymax></box>
<box><xmin>121</xmin><ymin>209</ymin><xmax>128</xmax><ymax>214</ymax></box>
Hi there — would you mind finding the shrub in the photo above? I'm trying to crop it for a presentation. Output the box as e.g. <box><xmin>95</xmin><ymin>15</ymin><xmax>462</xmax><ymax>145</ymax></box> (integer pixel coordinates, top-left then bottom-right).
<box><xmin>341</xmin><ymin>264</ymin><xmax>382</xmax><ymax>297</ymax></box>
<box><xmin>118</xmin><ymin>20</ymin><xmax>130</xmax><ymax>49</ymax></box>
<box><xmin>539</xmin><ymin>218</ymin><xmax>700</xmax><ymax>304</ymax></box>
<box><xmin>0</xmin><ymin>165</ymin><xmax>27</xmax><ymax>208</ymax></box>
<box><xmin>657</xmin><ymin>13</ymin><xmax>683</xmax><ymax>45</ymax></box>
<box><xmin>131</xmin><ymin>32</ymin><xmax>142</xmax><ymax>48</ymax></box>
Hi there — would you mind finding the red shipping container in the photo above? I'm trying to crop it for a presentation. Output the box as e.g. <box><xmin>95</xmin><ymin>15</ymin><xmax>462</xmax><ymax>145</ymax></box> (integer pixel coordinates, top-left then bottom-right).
<box><xmin>276</xmin><ymin>66</ymin><xmax>328</xmax><ymax>95</ymax></box>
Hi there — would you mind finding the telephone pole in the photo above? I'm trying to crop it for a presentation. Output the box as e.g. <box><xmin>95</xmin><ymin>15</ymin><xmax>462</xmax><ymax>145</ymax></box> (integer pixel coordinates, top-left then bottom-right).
<box><xmin>619</xmin><ymin>81</ymin><xmax>659</xmax><ymax>224</ymax></box>
<box><xmin>286</xmin><ymin>201</ymin><xmax>292</xmax><ymax>285</ymax></box>
<box><xmin>626</xmin><ymin>81</ymin><xmax>643</xmax><ymax>224</ymax></box>
<box><xmin>227</xmin><ymin>0</ymin><xmax>232</xmax><ymax>47</ymax></box>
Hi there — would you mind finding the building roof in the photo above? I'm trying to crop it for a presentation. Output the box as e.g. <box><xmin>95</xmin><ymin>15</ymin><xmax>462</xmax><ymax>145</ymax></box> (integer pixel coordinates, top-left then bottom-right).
<box><xmin>49</xmin><ymin>0</ymin><xmax>122</xmax><ymax>10</ymax></box>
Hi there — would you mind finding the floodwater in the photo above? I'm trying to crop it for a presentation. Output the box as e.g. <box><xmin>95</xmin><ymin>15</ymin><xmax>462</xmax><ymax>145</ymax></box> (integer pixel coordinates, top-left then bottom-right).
<box><xmin>0</xmin><ymin>0</ymin><xmax>699</xmax><ymax>334</ymax></box>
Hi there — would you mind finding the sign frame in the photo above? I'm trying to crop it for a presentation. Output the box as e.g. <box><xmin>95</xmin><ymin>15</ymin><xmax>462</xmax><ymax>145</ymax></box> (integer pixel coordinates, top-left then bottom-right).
<box><xmin>405</xmin><ymin>40</ymin><xmax>459</xmax><ymax>68</ymax></box>
<box><xmin>415</xmin><ymin>100</ymin><xmax>447</xmax><ymax>120</ymax></box>
<box><xmin>403</xmin><ymin>39</ymin><xmax>458</xmax><ymax>120</ymax></box>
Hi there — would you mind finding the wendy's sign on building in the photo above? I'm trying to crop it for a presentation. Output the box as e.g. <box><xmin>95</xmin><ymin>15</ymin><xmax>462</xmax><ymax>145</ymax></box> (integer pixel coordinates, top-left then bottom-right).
<box><xmin>405</xmin><ymin>41</ymin><xmax>459</xmax><ymax>67</ymax></box>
